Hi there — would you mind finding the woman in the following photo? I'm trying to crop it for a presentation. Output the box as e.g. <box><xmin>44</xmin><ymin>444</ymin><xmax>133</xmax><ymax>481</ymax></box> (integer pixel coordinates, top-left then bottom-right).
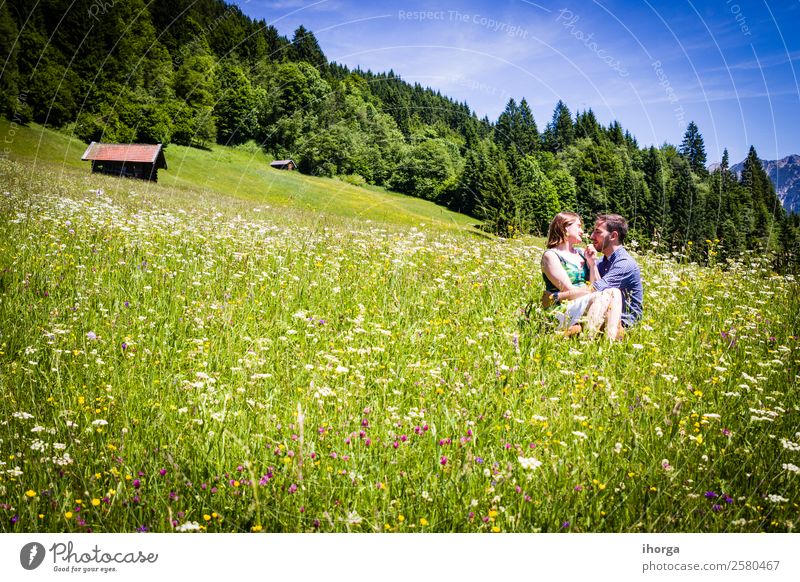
<box><xmin>540</xmin><ymin>212</ymin><xmax>623</xmax><ymax>340</ymax></box>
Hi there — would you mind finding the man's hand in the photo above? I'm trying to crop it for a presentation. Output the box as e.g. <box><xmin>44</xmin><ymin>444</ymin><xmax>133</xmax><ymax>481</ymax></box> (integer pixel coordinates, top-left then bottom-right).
<box><xmin>584</xmin><ymin>243</ymin><xmax>598</xmax><ymax>264</ymax></box>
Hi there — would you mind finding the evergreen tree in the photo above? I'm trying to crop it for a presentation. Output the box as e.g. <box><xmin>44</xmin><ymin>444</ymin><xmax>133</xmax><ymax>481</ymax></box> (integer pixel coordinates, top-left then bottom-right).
<box><xmin>717</xmin><ymin>148</ymin><xmax>732</xmax><ymax>225</ymax></box>
<box><xmin>669</xmin><ymin>155</ymin><xmax>697</xmax><ymax>248</ymax></box>
<box><xmin>476</xmin><ymin>145</ymin><xmax>518</xmax><ymax>236</ymax></box>
<box><xmin>606</xmin><ymin>120</ymin><xmax>624</xmax><ymax>145</ymax></box>
<box><xmin>456</xmin><ymin>139</ymin><xmax>493</xmax><ymax>217</ymax></box>
<box><xmin>575</xmin><ymin>109</ymin><xmax>602</xmax><ymax>143</ymax></box>
<box><xmin>0</xmin><ymin>2</ymin><xmax>24</xmax><ymax>119</ymax></box>
<box><xmin>290</xmin><ymin>26</ymin><xmax>327</xmax><ymax>69</ymax></box>
<box><xmin>495</xmin><ymin>98</ymin><xmax>520</xmax><ymax>155</ymax></box>
<box><xmin>517</xmin><ymin>98</ymin><xmax>539</xmax><ymax>154</ymax></box>
<box><xmin>495</xmin><ymin>98</ymin><xmax>539</xmax><ymax>173</ymax></box>
<box><xmin>563</xmin><ymin>139</ymin><xmax>624</xmax><ymax>218</ymax></box>
<box><xmin>679</xmin><ymin>121</ymin><xmax>708</xmax><ymax>175</ymax></box>
<box><xmin>515</xmin><ymin>155</ymin><xmax>559</xmax><ymax>235</ymax></box>
<box><xmin>642</xmin><ymin>146</ymin><xmax>669</xmax><ymax>244</ymax></box>
<box><xmin>741</xmin><ymin>145</ymin><xmax>785</xmax><ymax>250</ymax></box>
<box><xmin>542</xmin><ymin>100</ymin><xmax>574</xmax><ymax>154</ymax></box>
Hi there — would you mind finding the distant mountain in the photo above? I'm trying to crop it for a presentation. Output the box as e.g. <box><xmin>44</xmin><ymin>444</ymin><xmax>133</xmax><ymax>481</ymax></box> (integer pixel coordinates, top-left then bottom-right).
<box><xmin>710</xmin><ymin>155</ymin><xmax>800</xmax><ymax>213</ymax></box>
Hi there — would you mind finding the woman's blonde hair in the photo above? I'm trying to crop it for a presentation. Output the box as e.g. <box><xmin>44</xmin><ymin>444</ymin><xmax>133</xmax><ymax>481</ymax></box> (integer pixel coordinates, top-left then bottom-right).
<box><xmin>546</xmin><ymin>212</ymin><xmax>581</xmax><ymax>248</ymax></box>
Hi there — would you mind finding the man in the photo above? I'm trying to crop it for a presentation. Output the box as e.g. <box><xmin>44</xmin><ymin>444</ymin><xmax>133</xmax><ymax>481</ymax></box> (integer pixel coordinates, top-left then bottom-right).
<box><xmin>584</xmin><ymin>214</ymin><xmax>643</xmax><ymax>330</ymax></box>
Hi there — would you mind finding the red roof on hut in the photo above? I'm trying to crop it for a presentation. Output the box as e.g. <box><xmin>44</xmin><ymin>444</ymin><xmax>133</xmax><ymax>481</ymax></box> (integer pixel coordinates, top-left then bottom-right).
<box><xmin>82</xmin><ymin>143</ymin><xmax>167</xmax><ymax>168</ymax></box>
<box><xmin>81</xmin><ymin>142</ymin><xmax>168</xmax><ymax>182</ymax></box>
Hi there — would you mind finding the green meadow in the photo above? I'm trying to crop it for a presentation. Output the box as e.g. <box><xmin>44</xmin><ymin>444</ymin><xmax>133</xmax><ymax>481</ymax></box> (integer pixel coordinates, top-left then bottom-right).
<box><xmin>0</xmin><ymin>123</ymin><xmax>798</xmax><ymax>533</ymax></box>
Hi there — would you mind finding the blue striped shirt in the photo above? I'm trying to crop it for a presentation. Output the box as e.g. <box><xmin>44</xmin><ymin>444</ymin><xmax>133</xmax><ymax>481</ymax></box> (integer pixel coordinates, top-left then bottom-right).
<box><xmin>593</xmin><ymin>247</ymin><xmax>643</xmax><ymax>327</ymax></box>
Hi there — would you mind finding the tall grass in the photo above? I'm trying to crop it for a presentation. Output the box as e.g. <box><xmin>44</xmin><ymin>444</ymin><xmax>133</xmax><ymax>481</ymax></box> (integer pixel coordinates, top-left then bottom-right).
<box><xmin>1</xmin><ymin>160</ymin><xmax>798</xmax><ymax>533</ymax></box>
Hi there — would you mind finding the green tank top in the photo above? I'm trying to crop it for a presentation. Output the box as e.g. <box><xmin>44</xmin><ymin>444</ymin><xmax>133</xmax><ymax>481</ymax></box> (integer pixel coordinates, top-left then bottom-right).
<box><xmin>542</xmin><ymin>248</ymin><xmax>589</xmax><ymax>293</ymax></box>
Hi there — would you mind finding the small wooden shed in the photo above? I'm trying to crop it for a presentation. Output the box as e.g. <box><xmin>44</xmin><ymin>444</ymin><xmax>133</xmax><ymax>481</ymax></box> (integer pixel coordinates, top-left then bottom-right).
<box><xmin>81</xmin><ymin>142</ymin><xmax>167</xmax><ymax>182</ymax></box>
<box><xmin>270</xmin><ymin>159</ymin><xmax>296</xmax><ymax>170</ymax></box>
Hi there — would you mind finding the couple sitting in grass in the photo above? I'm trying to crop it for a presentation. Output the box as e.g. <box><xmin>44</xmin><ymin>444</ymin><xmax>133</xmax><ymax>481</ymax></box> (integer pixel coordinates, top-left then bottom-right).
<box><xmin>541</xmin><ymin>212</ymin><xmax>643</xmax><ymax>340</ymax></box>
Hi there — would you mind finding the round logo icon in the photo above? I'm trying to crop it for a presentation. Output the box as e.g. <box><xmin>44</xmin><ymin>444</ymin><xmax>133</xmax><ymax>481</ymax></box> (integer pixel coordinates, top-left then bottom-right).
<box><xmin>20</xmin><ymin>542</ymin><xmax>46</xmax><ymax>570</ymax></box>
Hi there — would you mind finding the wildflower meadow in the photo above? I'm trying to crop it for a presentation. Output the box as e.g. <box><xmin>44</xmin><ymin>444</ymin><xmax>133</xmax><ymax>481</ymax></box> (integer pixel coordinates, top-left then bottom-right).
<box><xmin>1</xmin><ymin>160</ymin><xmax>798</xmax><ymax>533</ymax></box>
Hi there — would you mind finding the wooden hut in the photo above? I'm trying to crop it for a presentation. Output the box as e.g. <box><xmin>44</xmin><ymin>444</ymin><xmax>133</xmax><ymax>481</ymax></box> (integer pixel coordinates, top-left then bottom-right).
<box><xmin>81</xmin><ymin>142</ymin><xmax>167</xmax><ymax>182</ymax></box>
<box><xmin>270</xmin><ymin>159</ymin><xmax>296</xmax><ymax>170</ymax></box>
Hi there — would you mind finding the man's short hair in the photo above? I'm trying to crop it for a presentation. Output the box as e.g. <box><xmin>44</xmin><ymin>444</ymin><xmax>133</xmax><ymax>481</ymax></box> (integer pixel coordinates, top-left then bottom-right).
<box><xmin>596</xmin><ymin>214</ymin><xmax>628</xmax><ymax>244</ymax></box>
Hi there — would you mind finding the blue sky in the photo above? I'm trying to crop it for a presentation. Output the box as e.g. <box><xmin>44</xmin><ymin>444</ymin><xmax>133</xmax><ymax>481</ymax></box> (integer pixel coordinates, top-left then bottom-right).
<box><xmin>233</xmin><ymin>0</ymin><xmax>800</xmax><ymax>163</ymax></box>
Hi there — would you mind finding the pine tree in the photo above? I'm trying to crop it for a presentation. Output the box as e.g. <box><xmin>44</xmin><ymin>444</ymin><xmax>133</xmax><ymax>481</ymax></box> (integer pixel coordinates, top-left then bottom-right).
<box><xmin>517</xmin><ymin>98</ymin><xmax>539</xmax><ymax>154</ymax></box>
<box><xmin>642</xmin><ymin>146</ymin><xmax>669</xmax><ymax>244</ymax></box>
<box><xmin>469</xmin><ymin>142</ymin><xmax>519</xmax><ymax>236</ymax></box>
<box><xmin>679</xmin><ymin>121</ymin><xmax>708</xmax><ymax>175</ymax></box>
<box><xmin>607</xmin><ymin>121</ymin><xmax>624</xmax><ymax>145</ymax></box>
<box><xmin>0</xmin><ymin>1</ymin><xmax>23</xmax><ymax>119</ymax></box>
<box><xmin>669</xmin><ymin>155</ymin><xmax>697</xmax><ymax>248</ymax></box>
<box><xmin>575</xmin><ymin>109</ymin><xmax>602</xmax><ymax>143</ymax></box>
<box><xmin>741</xmin><ymin>145</ymin><xmax>786</xmax><ymax>250</ymax></box>
<box><xmin>495</xmin><ymin>98</ymin><xmax>520</xmax><ymax>154</ymax></box>
<box><xmin>515</xmin><ymin>155</ymin><xmax>560</xmax><ymax>234</ymax></box>
<box><xmin>719</xmin><ymin>148</ymin><xmax>731</xmax><ymax>207</ymax></box>
<box><xmin>495</xmin><ymin>98</ymin><xmax>539</xmax><ymax>173</ymax></box>
<box><xmin>542</xmin><ymin>100</ymin><xmax>574</xmax><ymax>154</ymax></box>
<box><xmin>289</xmin><ymin>26</ymin><xmax>327</xmax><ymax>70</ymax></box>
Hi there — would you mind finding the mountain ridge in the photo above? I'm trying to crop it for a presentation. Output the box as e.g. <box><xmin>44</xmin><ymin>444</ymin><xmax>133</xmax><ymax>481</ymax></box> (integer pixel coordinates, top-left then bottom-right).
<box><xmin>709</xmin><ymin>154</ymin><xmax>800</xmax><ymax>213</ymax></box>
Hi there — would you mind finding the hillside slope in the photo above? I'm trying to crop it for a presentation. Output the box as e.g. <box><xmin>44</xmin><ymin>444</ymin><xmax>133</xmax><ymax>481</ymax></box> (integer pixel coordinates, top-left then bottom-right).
<box><xmin>0</xmin><ymin>120</ymin><xmax>480</xmax><ymax>233</ymax></box>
